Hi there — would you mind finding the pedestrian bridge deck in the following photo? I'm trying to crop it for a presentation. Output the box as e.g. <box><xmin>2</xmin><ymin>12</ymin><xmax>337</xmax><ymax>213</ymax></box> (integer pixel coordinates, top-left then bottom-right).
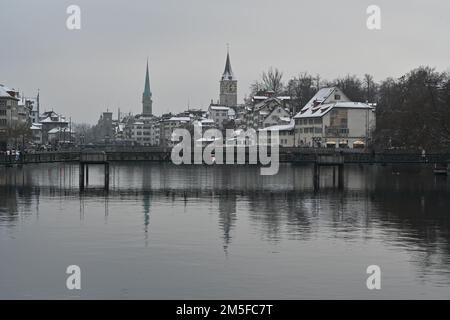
<box><xmin>1</xmin><ymin>148</ymin><xmax>449</xmax><ymax>166</ymax></box>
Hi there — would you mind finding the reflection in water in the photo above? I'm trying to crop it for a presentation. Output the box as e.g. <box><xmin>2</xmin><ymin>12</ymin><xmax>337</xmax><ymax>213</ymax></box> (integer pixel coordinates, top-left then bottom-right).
<box><xmin>218</xmin><ymin>193</ymin><xmax>237</xmax><ymax>255</ymax></box>
<box><xmin>0</xmin><ymin>163</ymin><xmax>449</xmax><ymax>299</ymax></box>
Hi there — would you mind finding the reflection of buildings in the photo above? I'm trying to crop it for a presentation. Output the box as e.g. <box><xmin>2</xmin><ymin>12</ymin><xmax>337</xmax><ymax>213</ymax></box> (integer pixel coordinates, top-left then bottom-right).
<box><xmin>0</xmin><ymin>186</ymin><xmax>19</xmax><ymax>224</ymax></box>
<box><xmin>218</xmin><ymin>193</ymin><xmax>237</xmax><ymax>254</ymax></box>
<box><xmin>1</xmin><ymin>163</ymin><xmax>450</xmax><ymax>284</ymax></box>
<box><xmin>0</xmin><ymin>182</ymin><xmax>36</xmax><ymax>226</ymax></box>
<box><xmin>143</xmin><ymin>192</ymin><xmax>151</xmax><ymax>230</ymax></box>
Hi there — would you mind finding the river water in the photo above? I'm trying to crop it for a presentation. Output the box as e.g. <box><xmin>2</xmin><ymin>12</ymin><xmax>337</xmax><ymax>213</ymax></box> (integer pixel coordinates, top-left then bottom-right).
<box><xmin>0</xmin><ymin>163</ymin><xmax>449</xmax><ymax>299</ymax></box>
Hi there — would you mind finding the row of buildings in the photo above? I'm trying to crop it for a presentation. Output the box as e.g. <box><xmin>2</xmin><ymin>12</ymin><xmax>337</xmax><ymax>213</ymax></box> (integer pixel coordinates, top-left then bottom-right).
<box><xmin>0</xmin><ymin>84</ymin><xmax>73</xmax><ymax>150</ymax></box>
<box><xmin>91</xmin><ymin>50</ymin><xmax>376</xmax><ymax>149</ymax></box>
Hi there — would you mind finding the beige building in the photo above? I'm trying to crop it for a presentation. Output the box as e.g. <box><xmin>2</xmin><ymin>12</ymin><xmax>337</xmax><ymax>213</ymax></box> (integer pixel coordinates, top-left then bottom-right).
<box><xmin>160</xmin><ymin>116</ymin><xmax>191</xmax><ymax>146</ymax></box>
<box><xmin>293</xmin><ymin>87</ymin><xmax>376</xmax><ymax>148</ymax></box>
<box><xmin>258</xmin><ymin>120</ymin><xmax>295</xmax><ymax>147</ymax></box>
<box><xmin>208</xmin><ymin>105</ymin><xmax>234</xmax><ymax>129</ymax></box>
<box><xmin>0</xmin><ymin>85</ymin><xmax>27</xmax><ymax>149</ymax></box>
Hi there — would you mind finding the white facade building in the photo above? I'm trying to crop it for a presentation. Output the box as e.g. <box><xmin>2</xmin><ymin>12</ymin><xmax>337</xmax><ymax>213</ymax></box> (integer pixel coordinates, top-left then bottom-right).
<box><xmin>30</xmin><ymin>123</ymin><xmax>43</xmax><ymax>145</ymax></box>
<box><xmin>208</xmin><ymin>105</ymin><xmax>233</xmax><ymax>129</ymax></box>
<box><xmin>160</xmin><ymin>116</ymin><xmax>191</xmax><ymax>146</ymax></box>
<box><xmin>258</xmin><ymin>120</ymin><xmax>295</xmax><ymax>147</ymax></box>
<box><xmin>294</xmin><ymin>87</ymin><xmax>376</xmax><ymax>148</ymax></box>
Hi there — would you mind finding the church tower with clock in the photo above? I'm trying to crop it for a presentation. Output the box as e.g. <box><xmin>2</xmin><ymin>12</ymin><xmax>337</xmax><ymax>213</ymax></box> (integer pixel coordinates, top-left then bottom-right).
<box><xmin>219</xmin><ymin>49</ymin><xmax>237</xmax><ymax>107</ymax></box>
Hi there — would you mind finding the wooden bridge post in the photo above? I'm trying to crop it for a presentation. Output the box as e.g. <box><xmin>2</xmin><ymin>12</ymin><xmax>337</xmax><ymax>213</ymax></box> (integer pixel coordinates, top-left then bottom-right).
<box><xmin>85</xmin><ymin>164</ymin><xmax>89</xmax><ymax>186</ymax></box>
<box><xmin>104</xmin><ymin>162</ymin><xmax>110</xmax><ymax>191</ymax></box>
<box><xmin>79</xmin><ymin>162</ymin><xmax>85</xmax><ymax>190</ymax></box>
<box><xmin>313</xmin><ymin>163</ymin><xmax>320</xmax><ymax>191</ymax></box>
<box><xmin>338</xmin><ymin>164</ymin><xmax>344</xmax><ymax>189</ymax></box>
<box><xmin>332</xmin><ymin>166</ymin><xmax>336</xmax><ymax>186</ymax></box>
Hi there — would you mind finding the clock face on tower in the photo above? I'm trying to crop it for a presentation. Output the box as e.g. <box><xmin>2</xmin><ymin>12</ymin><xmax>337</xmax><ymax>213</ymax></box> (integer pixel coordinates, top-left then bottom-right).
<box><xmin>220</xmin><ymin>80</ymin><xmax>237</xmax><ymax>106</ymax></box>
<box><xmin>222</xmin><ymin>81</ymin><xmax>236</xmax><ymax>94</ymax></box>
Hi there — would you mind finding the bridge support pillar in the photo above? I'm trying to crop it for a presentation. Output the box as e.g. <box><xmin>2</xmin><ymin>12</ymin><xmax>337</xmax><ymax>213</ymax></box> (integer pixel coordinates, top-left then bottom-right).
<box><xmin>79</xmin><ymin>163</ymin><xmax>85</xmax><ymax>191</ymax></box>
<box><xmin>313</xmin><ymin>163</ymin><xmax>320</xmax><ymax>191</ymax></box>
<box><xmin>338</xmin><ymin>164</ymin><xmax>344</xmax><ymax>189</ymax></box>
<box><xmin>332</xmin><ymin>166</ymin><xmax>336</xmax><ymax>186</ymax></box>
<box><xmin>85</xmin><ymin>164</ymin><xmax>89</xmax><ymax>186</ymax></box>
<box><xmin>104</xmin><ymin>162</ymin><xmax>110</xmax><ymax>191</ymax></box>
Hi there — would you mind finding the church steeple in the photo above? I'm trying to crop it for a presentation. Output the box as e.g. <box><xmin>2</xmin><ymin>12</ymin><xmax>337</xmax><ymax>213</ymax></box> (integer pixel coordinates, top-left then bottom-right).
<box><xmin>219</xmin><ymin>47</ymin><xmax>237</xmax><ymax>107</ymax></box>
<box><xmin>144</xmin><ymin>59</ymin><xmax>152</xmax><ymax>97</ymax></box>
<box><xmin>221</xmin><ymin>48</ymin><xmax>235</xmax><ymax>81</ymax></box>
<box><xmin>142</xmin><ymin>59</ymin><xmax>153</xmax><ymax>115</ymax></box>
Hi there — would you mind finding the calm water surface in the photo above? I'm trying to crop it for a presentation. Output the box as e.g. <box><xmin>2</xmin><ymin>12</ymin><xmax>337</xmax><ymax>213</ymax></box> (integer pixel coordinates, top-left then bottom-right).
<box><xmin>0</xmin><ymin>163</ymin><xmax>449</xmax><ymax>299</ymax></box>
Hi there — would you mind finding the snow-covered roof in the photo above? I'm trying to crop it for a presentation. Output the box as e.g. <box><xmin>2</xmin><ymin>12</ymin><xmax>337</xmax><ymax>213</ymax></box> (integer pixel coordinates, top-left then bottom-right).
<box><xmin>210</xmin><ymin>106</ymin><xmax>230</xmax><ymax>111</ymax></box>
<box><xmin>294</xmin><ymin>87</ymin><xmax>354</xmax><ymax>118</ymax></box>
<box><xmin>0</xmin><ymin>86</ymin><xmax>19</xmax><ymax>100</ymax></box>
<box><xmin>295</xmin><ymin>102</ymin><xmax>374</xmax><ymax>118</ymax></box>
<box><xmin>280</xmin><ymin>116</ymin><xmax>291</xmax><ymax>122</ymax></box>
<box><xmin>294</xmin><ymin>87</ymin><xmax>337</xmax><ymax>116</ymax></box>
<box><xmin>168</xmin><ymin>117</ymin><xmax>191</xmax><ymax>122</ymax></box>
<box><xmin>259</xmin><ymin>120</ymin><xmax>295</xmax><ymax>132</ymax></box>
<box><xmin>30</xmin><ymin>124</ymin><xmax>42</xmax><ymax>130</ymax></box>
<box><xmin>40</xmin><ymin>116</ymin><xmax>68</xmax><ymax>123</ymax></box>
<box><xmin>196</xmin><ymin>137</ymin><xmax>222</xmax><ymax>142</ymax></box>
<box><xmin>26</xmin><ymin>97</ymin><xmax>39</xmax><ymax>111</ymax></box>
<box><xmin>254</xmin><ymin>97</ymin><xmax>283</xmax><ymax>110</ymax></box>
<box><xmin>48</xmin><ymin>127</ymin><xmax>74</xmax><ymax>134</ymax></box>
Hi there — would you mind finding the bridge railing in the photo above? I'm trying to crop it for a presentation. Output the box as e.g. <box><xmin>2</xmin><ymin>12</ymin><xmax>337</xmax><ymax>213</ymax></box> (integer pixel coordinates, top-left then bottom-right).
<box><xmin>2</xmin><ymin>150</ymin><xmax>450</xmax><ymax>165</ymax></box>
<box><xmin>80</xmin><ymin>152</ymin><xmax>107</xmax><ymax>163</ymax></box>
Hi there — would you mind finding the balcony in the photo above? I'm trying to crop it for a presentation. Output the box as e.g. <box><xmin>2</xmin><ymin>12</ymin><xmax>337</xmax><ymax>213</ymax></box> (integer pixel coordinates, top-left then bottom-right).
<box><xmin>325</xmin><ymin>126</ymin><xmax>349</xmax><ymax>137</ymax></box>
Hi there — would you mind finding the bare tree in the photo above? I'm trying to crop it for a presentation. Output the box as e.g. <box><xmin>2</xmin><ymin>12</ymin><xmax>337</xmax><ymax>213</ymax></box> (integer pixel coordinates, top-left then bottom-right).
<box><xmin>262</xmin><ymin>67</ymin><xmax>284</xmax><ymax>94</ymax></box>
<box><xmin>249</xmin><ymin>67</ymin><xmax>284</xmax><ymax>97</ymax></box>
<box><xmin>286</xmin><ymin>72</ymin><xmax>316</xmax><ymax>114</ymax></box>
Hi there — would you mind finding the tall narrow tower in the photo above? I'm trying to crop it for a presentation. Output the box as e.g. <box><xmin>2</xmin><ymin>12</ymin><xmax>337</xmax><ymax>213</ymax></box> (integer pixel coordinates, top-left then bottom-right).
<box><xmin>219</xmin><ymin>48</ymin><xmax>237</xmax><ymax>107</ymax></box>
<box><xmin>142</xmin><ymin>59</ymin><xmax>153</xmax><ymax>115</ymax></box>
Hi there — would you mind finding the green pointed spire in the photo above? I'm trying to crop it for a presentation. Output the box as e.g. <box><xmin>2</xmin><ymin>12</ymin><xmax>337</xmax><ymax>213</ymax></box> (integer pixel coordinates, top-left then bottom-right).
<box><xmin>142</xmin><ymin>59</ymin><xmax>153</xmax><ymax>115</ymax></box>
<box><xmin>144</xmin><ymin>59</ymin><xmax>152</xmax><ymax>97</ymax></box>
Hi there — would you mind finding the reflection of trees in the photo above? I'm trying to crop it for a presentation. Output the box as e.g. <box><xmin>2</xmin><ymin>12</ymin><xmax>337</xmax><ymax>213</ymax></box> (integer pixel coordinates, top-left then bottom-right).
<box><xmin>247</xmin><ymin>192</ymin><xmax>284</xmax><ymax>242</ymax></box>
<box><xmin>369</xmin><ymin>170</ymin><xmax>450</xmax><ymax>280</ymax></box>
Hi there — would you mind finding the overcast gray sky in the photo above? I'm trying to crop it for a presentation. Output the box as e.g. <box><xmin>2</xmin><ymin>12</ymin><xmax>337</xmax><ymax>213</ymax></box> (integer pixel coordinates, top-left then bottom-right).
<box><xmin>1</xmin><ymin>0</ymin><xmax>449</xmax><ymax>123</ymax></box>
